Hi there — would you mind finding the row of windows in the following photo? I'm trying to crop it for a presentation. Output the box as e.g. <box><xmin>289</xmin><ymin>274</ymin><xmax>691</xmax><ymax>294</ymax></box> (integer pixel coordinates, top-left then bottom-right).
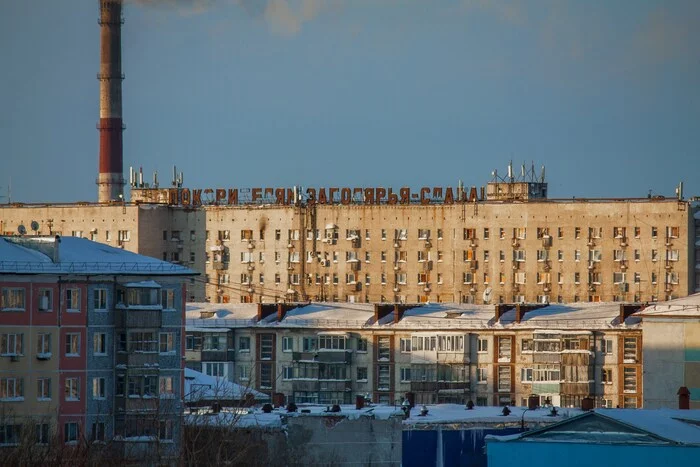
<box><xmin>0</xmin><ymin>420</ymin><xmax>173</xmax><ymax>445</ymax></box>
<box><xmin>0</xmin><ymin>331</ymin><xmax>177</xmax><ymax>358</ymax></box>
<box><xmin>208</xmin><ymin>226</ymin><xmax>681</xmax><ymax>243</ymax></box>
<box><xmin>0</xmin><ymin>287</ymin><xmax>176</xmax><ymax>312</ymax></box>
<box><xmin>0</xmin><ymin>375</ymin><xmax>176</xmax><ymax>402</ymax></box>
<box><xmin>210</xmin><ymin>334</ymin><xmax>638</xmax><ymax>359</ymax></box>
<box><xmin>208</xmin><ymin>247</ymin><xmax>681</xmax><ymax>267</ymax></box>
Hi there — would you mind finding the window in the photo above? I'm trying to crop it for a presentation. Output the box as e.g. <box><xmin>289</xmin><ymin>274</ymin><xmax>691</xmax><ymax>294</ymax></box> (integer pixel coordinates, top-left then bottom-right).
<box><xmin>302</xmin><ymin>336</ymin><xmax>317</xmax><ymax>352</ymax></box>
<box><xmin>65</xmin><ymin>289</ymin><xmax>81</xmax><ymax>312</ymax></box>
<box><xmin>497</xmin><ymin>366</ymin><xmax>511</xmax><ymax>392</ymax></box>
<box><xmin>161</xmin><ymin>289</ymin><xmax>175</xmax><ymax>310</ymax></box>
<box><xmin>1</xmin><ymin>288</ymin><xmax>26</xmax><ymax>311</ymax></box>
<box><xmin>400</xmin><ymin>367</ymin><xmax>411</xmax><ymax>382</ymax></box>
<box><xmin>0</xmin><ymin>377</ymin><xmax>24</xmax><ymax>400</ymax></box>
<box><xmin>514</xmin><ymin>227</ymin><xmax>526</xmax><ymax>240</ymax></box>
<box><xmin>65</xmin><ymin>334</ymin><xmax>80</xmax><ymax>356</ymax></box>
<box><xmin>282</xmin><ymin>366</ymin><xmax>294</xmax><ymax>380</ymax></box>
<box><xmin>37</xmin><ymin>377</ymin><xmax>51</xmax><ymax>400</ymax></box>
<box><xmin>499</xmin><ymin>228</ymin><xmax>505</xmax><ymax>239</ymax></box>
<box><xmin>477</xmin><ymin>366</ymin><xmax>488</xmax><ymax>383</ymax></box>
<box><xmin>238</xmin><ymin>365</ymin><xmax>250</xmax><ymax>381</ymax></box>
<box><xmin>357</xmin><ymin>367</ymin><xmax>368</xmax><ymax>381</ymax></box>
<box><xmin>91</xmin><ymin>422</ymin><xmax>105</xmax><ymax>442</ymax></box>
<box><xmin>129</xmin><ymin>331</ymin><xmax>158</xmax><ymax>353</ymax></box>
<box><xmin>651</xmin><ymin>226</ymin><xmax>658</xmax><ymax>238</ymax></box>
<box><xmin>418</xmin><ymin>229</ymin><xmax>430</xmax><ymax>240</ymax></box>
<box><xmin>357</xmin><ymin>338</ymin><xmax>368</xmax><ymax>352</ymax></box>
<box><xmin>623</xmin><ymin>367</ymin><xmax>637</xmax><ymax>393</ymax></box>
<box><xmin>613</xmin><ymin>272</ymin><xmax>626</xmax><ymax>284</ymax></box>
<box><xmin>1</xmin><ymin>333</ymin><xmax>24</xmax><ymax>356</ymax></box>
<box><xmin>65</xmin><ymin>377</ymin><xmax>79</xmax><ymax>401</ymax></box>
<box><xmin>575</xmin><ymin>227</ymin><xmax>581</xmax><ymax>239</ymax></box>
<box><xmin>377</xmin><ymin>365</ymin><xmax>391</xmax><ymax>391</ymax></box>
<box><xmin>64</xmin><ymin>422</ymin><xmax>79</xmax><ymax>443</ymax></box>
<box><xmin>203</xmin><ymin>362</ymin><xmax>226</xmax><ymax>379</ymax></box>
<box><xmin>38</xmin><ymin>289</ymin><xmax>53</xmax><ymax>311</ymax></box>
<box><xmin>533</xmin><ymin>364</ymin><xmax>560</xmax><ymax>382</ymax></box>
<box><xmin>282</xmin><ymin>336</ymin><xmax>294</xmax><ymax>352</ymax></box>
<box><xmin>159</xmin><ymin>376</ymin><xmax>174</xmax><ymax>397</ymax></box>
<box><xmin>521</xmin><ymin>368</ymin><xmax>533</xmax><ymax>382</ymax></box>
<box><xmin>159</xmin><ymin>333</ymin><xmax>175</xmax><ymax>353</ymax></box>
<box><xmin>93</xmin><ymin>289</ymin><xmax>108</xmax><ymax>310</ymax></box>
<box><xmin>601</xmin><ymin>339</ymin><xmax>613</xmax><ymax>354</ymax></box>
<box><xmin>399</xmin><ymin>338</ymin><xmax>411</xmax><ymax>353</ymax></box>
<box><xmin>93</xmin><ymin>333</ymin><xmax>106</xmax><ymax>355</ymax></box>
<box><xmin>623</xmin><ymin>337</ymin><xmax>637</xmax><ymax>361</ymax></box>
<box><xmin>602</xmin><ymin>368</ymin><xmax>612</xmax><ymax>384</ymax></box>
<box><xmin>319</xmin><ymin>335</ymin><xmax>346</xmax><ymax>350</ymax></box>
<box><xmin>36</xmin><ymin>423</ymin><xmax>49</xmax><ymax>445</ymax></box>
<box><xmin>377</xmin><ymin>336</ymin><xmax>391</xmax><ymax>360</ymax></box>
<box><xmin>478</xmin><ymin>338</ymin><xmax>488</xmax><ymax>353</ymax></box>
<box><xmin>483</xmin><ymin>228</ymin><xmax>490</xmax><ymax>240</ymax></box>
<box><xmin>260</xmin><ymin>334</ymin><xmax>274</xmax><ymax>359</ymax></box>
<box><xmin>497</xmin><ymin>337</ymin><xmax>512</xmax><ymax>361</ymax></box>
<box><xmin>666</xmin><ymin>226</ymin><xmax>679</xmax><ymax>239</ymax></box>
<box><xmin>521</xmin><ymin>339</ymin><xmax>533</xmax><ymax>352</ymax></box>
<box><xmin>92</xmin><ymin>377</ymin><xmax>106</xmax><ymax>399</ymax></box>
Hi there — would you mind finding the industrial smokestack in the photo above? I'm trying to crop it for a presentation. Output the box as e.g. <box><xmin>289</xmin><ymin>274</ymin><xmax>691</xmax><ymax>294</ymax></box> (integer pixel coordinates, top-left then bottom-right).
<box><xmin>97</xmin><ymin>0</ymin><xmax>125</xmax><ymax>203</ymax></box>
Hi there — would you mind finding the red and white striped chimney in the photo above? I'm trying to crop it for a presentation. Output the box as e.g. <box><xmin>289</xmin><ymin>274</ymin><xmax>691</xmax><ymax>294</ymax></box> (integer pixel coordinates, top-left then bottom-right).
<box><xmin>97</xmin><ymin>0</ymin><xmax>125</xmax><ymax>203</ymax></box>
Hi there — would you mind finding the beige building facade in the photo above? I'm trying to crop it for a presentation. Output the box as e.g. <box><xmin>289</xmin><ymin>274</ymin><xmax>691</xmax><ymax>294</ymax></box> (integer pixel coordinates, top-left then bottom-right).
<box><xmin>2</xmin><ymin>193</ymin><xmax>696</xmax><ymax>305</ymax></box>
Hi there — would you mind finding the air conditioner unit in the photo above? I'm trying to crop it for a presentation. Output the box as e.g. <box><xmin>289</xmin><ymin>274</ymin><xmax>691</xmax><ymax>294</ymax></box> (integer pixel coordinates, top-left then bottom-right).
<box><xmin>393</xmin><ymin>287</ymin><xmax>399</xmax><ymax>292</ymax></box>
<box><xmin>248</xmin><ymin>243</ymin><xmax>254</xmax><ymax>249</ymax></box>
<box><xmin>287</xmin><ymin>243</ymin><xmax>294</xmax><ymax>249</ymax></box>
<box><xmin>393</xmin><ymin>242</ymin><xmax>400</xmax><ymax>248</ymax></box>
<box><xmin>425</xmin><ymin>241</ymin><xmax>432</xmax><ymax>248</ymax></box>
<box><xmin>247</xmin><ymin>287</ymin><xmax>254</xmax><ymax>294</ymax></box>
<box><xmin>588</xmin><ymin>261</ymin><xmax>595</xmax><ymax>269</ymax></box>
<box><xmin>247</xmin><ymin>265</ymin><xmax>254</xmax><ymax>271</ymax></box>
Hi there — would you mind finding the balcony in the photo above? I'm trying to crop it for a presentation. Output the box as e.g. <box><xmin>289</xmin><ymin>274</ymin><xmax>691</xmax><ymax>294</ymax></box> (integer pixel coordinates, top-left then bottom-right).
<box><xmin>116</xmin><ymin>308</ymin><xmax>161</xmax><ymax>328</ymax></box>
<box><xmin>116</xmin><ymin>351</ymin><xmax>159</xmax><ymax>368</ymax></box>
<box><xmin>317</xmin><ymin>350</ymin><xmax>352</xmax><ymax>364</ymax></box>
<box><xmin>201</xmin><ymin>349</ymin><xmax>235</xmax><ymax>362</ymax></box>
<box><xmin>212</xmin><ymin>261</ymin><xmax>228</xmax><ymax>271</ymax></box>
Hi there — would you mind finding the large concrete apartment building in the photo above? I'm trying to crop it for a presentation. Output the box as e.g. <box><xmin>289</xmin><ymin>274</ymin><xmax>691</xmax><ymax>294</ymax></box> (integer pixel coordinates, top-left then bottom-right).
<box><xmin>2</xmin><ymin>179</ymin><xmax>698</xmax><ymax>306</ymax></box>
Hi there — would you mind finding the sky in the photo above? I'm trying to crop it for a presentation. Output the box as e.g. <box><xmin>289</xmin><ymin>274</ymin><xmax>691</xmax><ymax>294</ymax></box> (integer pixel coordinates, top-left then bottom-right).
<box><xmin>1</xmin><ymin>0</ymin><xmax>699</xmax><ymax>203</ymax></box>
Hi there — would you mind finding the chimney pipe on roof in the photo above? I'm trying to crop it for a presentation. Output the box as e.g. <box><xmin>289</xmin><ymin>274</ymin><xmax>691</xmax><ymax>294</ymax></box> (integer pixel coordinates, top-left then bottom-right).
<box><xmin>678</xmin><ymin>386</ymin><xmax>690</xmax><ymax>410</ymax></box>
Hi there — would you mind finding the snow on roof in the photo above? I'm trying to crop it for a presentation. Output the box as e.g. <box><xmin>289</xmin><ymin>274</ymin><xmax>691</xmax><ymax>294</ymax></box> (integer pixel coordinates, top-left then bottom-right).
<box><xmin>639</xmin><ymin>293</ymin><xmax>700</xmax><ymax>318</ymax></box>
<box><xmin>488</xmin><ymin>409</ymin><xmax>700</xmax><ymax>445</ymax></box>
<box><xmin>0</xmin><ymin>236</ymin><xmax>196</xmax><ymax>276</ymax></box>
<box><xmin>403</xmin><ymin>404</ymin><xmax>581</xmax><ymax>427</ymax></box>
<box><xmin>185</xmin><ymin>302</ymin><xmax>258</xmax><ymax>327</ymax></box>
<box><xmin>282</xmin><ymin>303</ymin><xmax>375</xmax><ymax>327</ymax></box>
<box><xmin>185</xmin><ymin>300</ymin><xmax>644</xmax><ymax>331</ymax></box>
<box><xmin>599</xmin><ymin>409</ymin><xmax>700</xmax><ymax>445</ymax></box>
<box><xmin>499</xmin><ymin>302</ymin><xmax>641</xmax><ymax>329</ymax></box>
<box><xmin>184</xmin><ymin>368</ymin><xmax>269</xmax><ymax>402</ymax></box>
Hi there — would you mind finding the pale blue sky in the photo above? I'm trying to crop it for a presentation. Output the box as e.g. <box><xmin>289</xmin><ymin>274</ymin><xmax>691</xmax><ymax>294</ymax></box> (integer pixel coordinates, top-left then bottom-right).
<box><xmin>1</xmin><ymin>0</ymin><xmax>698</xmax><ymax>203</ymax></box>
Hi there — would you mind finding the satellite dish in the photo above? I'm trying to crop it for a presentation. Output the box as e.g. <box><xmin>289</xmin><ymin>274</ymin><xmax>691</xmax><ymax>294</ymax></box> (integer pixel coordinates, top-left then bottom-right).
<box><xmin>17</xmin><ymin>224</ymin><xmax>27</xmax><ymax>235</ymax></box>
<box><xmin>30</xmin><ymin>221</ymin><xmax>40</xmax><ymax>233</ymax></box>
<box><xmin>482</xmin><ymin>286</ymin><xmax>493</xmax><ymax>304</ymax></box>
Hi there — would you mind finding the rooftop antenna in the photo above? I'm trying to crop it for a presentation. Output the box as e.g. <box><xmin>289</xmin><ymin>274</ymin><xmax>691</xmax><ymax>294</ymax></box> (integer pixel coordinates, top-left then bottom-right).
<box><xmin>540</xmin><ymin>165</ymin><xmax>546</xmax><ymax>183</ymax></box>
<box><xmin>153</xmin><ymin>171</ymin><xmax>159</xmax><ymax>189</ymax></box>
<box><xmin>172</xmin><ymin>166</ymin><xmax>178</xmax><ymax>187</ymax></box>
<box><xmin>17</xmin><ymin>224</ymin><xmax>27</xmax><ymax>236</ymax></box>
<box><xmin>675</xmin><ymin>182</ymin><xmax>683</xmax><ymax>201</ymax></box>
<box><xmin>30</xmin><ymin>221</ymin><xmax>40</xmax><ymax>235</ymax></box>
<box><xmin>507</xmin><ymin>161</ymin><xmax>513</xmax><ymax>182</ymax></box>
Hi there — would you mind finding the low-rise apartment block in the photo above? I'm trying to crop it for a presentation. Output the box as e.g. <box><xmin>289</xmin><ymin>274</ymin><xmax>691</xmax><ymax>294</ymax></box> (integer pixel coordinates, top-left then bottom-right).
<box><xmin>185</xmin><ymin>301</ymin><xmax>643</xmax><ymax>409</ymax></box>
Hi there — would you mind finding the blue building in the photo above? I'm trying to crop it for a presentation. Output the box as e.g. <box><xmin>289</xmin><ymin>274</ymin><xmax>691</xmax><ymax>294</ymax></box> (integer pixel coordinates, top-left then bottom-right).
<box><xmin>486</xmin><ymin>409</ymin><xmax>700</xmax><ymax>467</ymax></box>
